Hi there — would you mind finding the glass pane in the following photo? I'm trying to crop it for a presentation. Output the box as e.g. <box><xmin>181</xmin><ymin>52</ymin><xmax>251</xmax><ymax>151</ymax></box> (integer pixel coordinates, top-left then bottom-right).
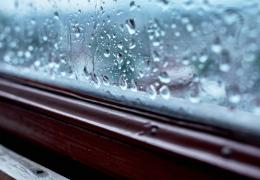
<box><xmin>1</xmin><ymin>0</ymin><xmax>260</xmax><ymax>132</ymax></box>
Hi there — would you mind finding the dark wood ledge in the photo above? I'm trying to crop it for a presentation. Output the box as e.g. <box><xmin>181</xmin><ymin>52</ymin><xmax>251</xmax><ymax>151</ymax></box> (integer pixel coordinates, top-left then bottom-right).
<box><xmin>0</xmin><ymin>77</ymin><xmax>259</xmax><ymax>179</ymax></box>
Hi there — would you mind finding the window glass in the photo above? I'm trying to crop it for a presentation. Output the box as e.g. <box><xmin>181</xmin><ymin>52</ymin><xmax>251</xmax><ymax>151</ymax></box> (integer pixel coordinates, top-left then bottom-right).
<box><xmin>1</xmin><ymin>0</ymin><xmax>260</xmax><ymax>124</ymax></box>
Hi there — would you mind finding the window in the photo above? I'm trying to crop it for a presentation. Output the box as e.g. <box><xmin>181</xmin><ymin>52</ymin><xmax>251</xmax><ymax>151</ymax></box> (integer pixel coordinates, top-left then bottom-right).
<box><xmin>1</xmin><ymin>0</ymin><xmax>260</xmax><ymax>178</ymax></box>
<box><xmin>1</xmin><ymin>0</ymin><xmax>260</xmax><ymax>134</ymax></box>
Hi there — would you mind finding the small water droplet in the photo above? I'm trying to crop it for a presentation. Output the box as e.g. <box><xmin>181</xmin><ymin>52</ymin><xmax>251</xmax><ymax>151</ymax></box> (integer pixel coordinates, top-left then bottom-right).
<box><xmin>125</xmin><ymin>19</ymin><xmax>136</xmax><ymax>35</ymax></box>
<box><xmin>83</xmin><ymin>66</ymin><xmax>91</xmax><ymax>79</ymax></box>
<box><xmin>211</xmin><ymin>44</ymin><xmax>222</xmax><ymax>54</ymax></box>
<box><xmin>219</xmin><ymin>64</ymin><xmax>230</xmax><ymax>72</ymax></box>
<box><xmin>119</xmin><ymin>76</ymin><xmax>128</xmax><ymax>90</ymax></box>
<box><xmin>186</xmin><ymin>24</ymin><xmax>193</xmax><ymax>32</ymax></box>
<box><xmin>129</xmin><ymin>1</ymin><xmax>136</xmax><ymax>11</ymax></box>
<box><xmin>221</xmin><ymin>146</ymin><xmax>232</xmax><ymax>158</ymax></box>
<box><xmin>158</xmin><ymin>72</ymin><xmax>171</xmax><ymax>84</ymax></box>
<box><xmin>175</xmin><ymin>31</ymin><xmax>181</xmax><ymax>37</ymax></box>
<box><xmin>146</xmin><ymin>84</ymin><xmax>157</xmax><ymax>99</ymax></box>
<box><xmin>25</xmin><ymin>51</ymin><xmax>31</xmax><ymax>58</ymax></box>
<box><xmin>102</xmin><ymin>75</ymin><xmax>110</xmax><ymax>86</ymax></box>
<box><xmin>129</xmin><ymin>40</ymin><xmax>136</xmax><ymax>49</ymax></box>
<box><xmin>92</xmin><ymin>74</ymin><xmax>101</xmax><ymax>88</ymax></box>
<box><xmin>150</xmin><ymin>125</ymin><xmax>159</xmax><ymax>135</ymax></box>
<box><xmin>75</xmin><ymin>32</ymin><xmax>80</xmax><ymax>38</ymax></box>
<box><xmin>28</xmin><ymin>45</ymin><xmax>34</xmax><ymax>51</ymax></box>
<box><xmin>189</xmin><ymin>96</ymin><xmax>200</xmax><ymax>103</ymax></box>
<box><xmin>43</xmin><ymin>36</ymin><xmax>48</xmax><ymax>41</ymax></box>
<box><xmin>54</xmin><ymin>11</ymin><xmax>60</xmax><ymax>20</ymax></box>
<box><xmin>153</xmin><ymin>50</ymin><xmax>160</xmax><ymax>62</ymax></box>
<box><xmin>229</xmin><ymin>95</ymin><xmax>240</xmax><ymax>104</ymax></box>
<box><xmin>104</xmin><ymin>49</ymin><xmax>110</xmax><ymax>57</ymax></box>
<box><xmin>158</xmin><ymin>0</ymin><xmax>169</xmax><ymax>5</ymax></box>
<box><xmin>4</xmin><ymin>55</ymin><xmax>11</xmax><ymax>62</ymax></box>
<box><xmin>159</xmin><ymin>85</ymin><xmax>170</xmax><ymax>99</ymax></box>
<box><xmin>117</xmin><ymin>42</ymin><xmax>123</xmax><ymax>49</ymax></box>
<box><xmin>117</xmin><ymin>53</ymin><xmax>124</xmax><ymax>63</ymax></box>
<box><xmin>130</xmin><ymin>79</ymin><xmax>137</xmax><ymax>92</ymax></box>
<box><xmin>199</xmin><ymin>55</ymin><xmax>208</xmax><ymax>63</ymax></box>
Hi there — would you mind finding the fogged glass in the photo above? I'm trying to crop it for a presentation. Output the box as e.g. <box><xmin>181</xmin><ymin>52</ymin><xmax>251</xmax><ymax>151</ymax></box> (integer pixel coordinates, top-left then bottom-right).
<box><xmin>1</xmin><ymin>0</ymin><xmax>260</xmax><ymax>117</ymax></box>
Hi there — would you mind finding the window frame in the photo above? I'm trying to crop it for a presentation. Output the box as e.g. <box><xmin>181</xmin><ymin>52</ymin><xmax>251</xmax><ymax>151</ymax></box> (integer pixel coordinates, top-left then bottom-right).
<box><xmin>0</xmin><ymin>72</ymin><xmax>260</xmax><ymax>178</ymax></box>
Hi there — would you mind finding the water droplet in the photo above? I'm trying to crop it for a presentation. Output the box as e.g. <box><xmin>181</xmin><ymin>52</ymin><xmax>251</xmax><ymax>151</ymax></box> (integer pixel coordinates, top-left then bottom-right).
<box><xmin>102</xmin><ymin>75</ymin><xmax>110</xmax><ymax>86</ymax></box>
<box><xmin>43</xmin><ymin>36</ymin><xmax>48</xmax><ymax>41</ymax></box>
<box><xmin>4</xmin><ymin>55</ymin><xmax>11</xmax><ymax>62</ymax></box>
<box><xmin>30</xmin><ymin>19</ymin><xmax>36</xmax><ymax>25</ymax></box>
<box><xmin>221</xmin><ymin>146</ymin><xmax>232</xmax><ymax>157</ymax></box>
<box><xmin>28</xmin><ymin>45</ymin><xmax>34</xmax><ymax>51</ymax></box>
<box><xmin>104</xmin><ymin>49</ymin><xmax>110</xmax><ymax>57</ymax></box>
<box><xmin>125</xmin><ymin>19</ymin><xmax>136</xmax><ymax>35</ymax></box>
<box><xmin>119</xmin><ymin>76</ymin><xmax>128</xmax><ymax>90</ymax></box>
<box><xmin>117</xmin><ymin>42</ymin><xmax>123</xmax><ymax>49</ymax></box>
<box><xmin>54</xmin><ymin>11</ymin><xmax>60</xmax><ymax>20</ymax></box>
<box><xmin>199</xmin><ymin>55</ymin><xmax>208</xmax><ymax>63</ymax></box>
<box><xmin>130</xmin><ymin>79</ymin><xmax>137</xmax><ymax>92</ymax></box>
<box><xmin>75</xmin><ymin>32</ymin><xmax>80</xmax><ymax>38</ymax></box>
<box><xmin>92</xmin><ymin>74</ymin><xmax>101</xmax><ymax>88</ymax></box>
<box><xmin>189</xmin><ymin>96</ymin><xmax>200</xmax><ymax>103</ymax></box>
<box><xmin>171</xmin><ymin>23</ymin><xmax>177</xmax><ymax>29</ymax></box>
<box><xmin>117</xmin><ymin>53</ymin><xmax>124</xmax><ymax>63</ymax></box>
<box><xmin>146</xmin><ymin>84</ymin><xmax>157</xmax><ymax>99</ymax></box>
<box><xmin>224</xmin><ymin>10</ymin><xmax>241</xmax><ymax>25</ymax></box>
<box><xmin>175</xmin><ymin>31</ymin><xmax>181</xmax><ymax>37</ymax></box>
<box><xmin>219</xmin><ymin>64</ymin><xmax>230</xmax><ymax>72</ymax></box>
<box><xmin>83</xmin><ymin>66</ymin><xmax>91</xmax><ymax>79</ymax></box>
<box><xmin>159</xmin><ymin>85</ymin><xmax>170</xmax><ymax>99</ymax></box>
<box><xmin>17</xmin><ymin>51</ymin><xmax>23</xmax><ymax>57</ymax></box>
<box><xmin>129</xmin><ymin>40</ymin><xmax>136</xmax><ymax>49</ymax></box>
<box><xmin>129</xmin><ymin>1</ymin><xmax>136</xmax><ymax>11</ymax></box>
<box><xmin>158</xmin><ymin>72</ymin><xmax>171</xmax><ymax>84</ymax></box>
<box><xmin>229</xmin><ymin>95</ymin><xmax>240</xmax><ymax>104</ymax></box>
<box><xmin>149</xmin><ymin>125</ymin><xmax>159</xmax><ymax>135</ymax></box>
<box><xmin>158</xmin><ymin>0</ymin><xmax>169</xmax><ymax>5</ymax></box>
<box><xmin>138</xmin><ymin>71</ymin><xmax>144</xmax><ymax>78</ymax></box>
<box><xmin>211</xmin><ymin>44</ymin><xmax>222</xmax><ymax>54</ymax></box>
<box><xmin>25</xmin><ymin>51</ymin><xmax>31</xmax><ymax>58</ymax></box>
<box><xmin>152</xmin><ymin>50</ymin><xmax>160</xmax><ymax>62</ymax></box>
<box><xmin>186</xmin><ymin>24</ymin><xmax>193</xmax><ymax>32</ymax></box>
<box><xmin>152</xmin><ymin>40</ymin><xmax>160</xmax><ymax>47</ymax></box>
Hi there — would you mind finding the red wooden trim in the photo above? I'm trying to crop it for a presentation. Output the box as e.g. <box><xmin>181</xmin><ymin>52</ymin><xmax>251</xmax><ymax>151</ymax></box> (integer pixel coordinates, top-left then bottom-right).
<box><xmin>0</xmin><ymin>78</ymin><xmax>260</xmax><ymax>178</ymax></box>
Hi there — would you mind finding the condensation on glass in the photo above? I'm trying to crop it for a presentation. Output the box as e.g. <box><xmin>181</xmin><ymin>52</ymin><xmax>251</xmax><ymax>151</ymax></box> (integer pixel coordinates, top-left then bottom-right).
<box><xmin>1</xmin><ymin>0</ymin><xmax>260</xmax><ymax>118</ymax></box>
